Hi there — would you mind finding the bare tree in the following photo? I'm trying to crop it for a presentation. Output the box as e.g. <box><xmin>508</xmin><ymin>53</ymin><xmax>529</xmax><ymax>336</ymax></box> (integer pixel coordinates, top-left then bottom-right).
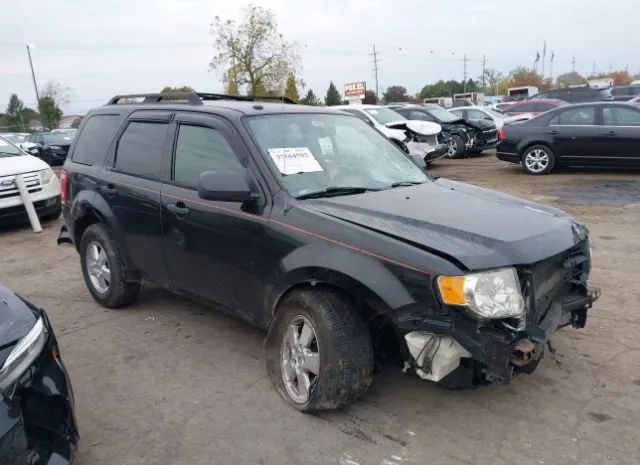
<box><xmin>209</xmin><ymin>5</ymin><xmax>301</xmax><ymax>95</ymax></box>
<box><xmin>40</xmin><ymin>81</ymin><xmax>71</xmax><ymax>108</ymax></box>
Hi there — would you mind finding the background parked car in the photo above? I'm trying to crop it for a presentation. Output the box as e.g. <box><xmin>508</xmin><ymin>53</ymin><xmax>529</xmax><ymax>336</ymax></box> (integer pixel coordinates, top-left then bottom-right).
<box><xmin>0</xmin><ymin>136</ymin><xmax>61</xmax><ymax>224</ymax></box>
<box><xmin>0</xmin><ymin>134</ymin><xmax>39</xmax><ymax>155</ymax></box>
<box><xmin>528</xmin><ymin>86</ymin><xmax>612</xmax><ymax>103</ymax></box>
<box><xmin>610</xmin><ymin>85</ymin><xmax>640</xmax><ymax>101</ymax></box>
<box><xmin>449</xmin><ymin>105</ymin><xmax>531</xmax><ymax>129</ymax></box>
<box><xmin>388</xmin><ymin>104</ymin><xmax>474</xmax><ymax>158</ymax></box>
<box><xmin>28</xmin><ymin>132</ymin><xmax>74</xmax><ymax>165</ymax></box>
<box><xmin>497</xmin><ymin>102</ymin><xmax>640</xmax><ymax>174</ymax></box>
<box><xmin>0</xmin><ymin>283</ymin><xmax>78</xmax><ymax>464</ymax></box>
<box><xmin>503</xmin><ymin>99</ymin><xmax>567</xmax><ymax>117</ymax></box>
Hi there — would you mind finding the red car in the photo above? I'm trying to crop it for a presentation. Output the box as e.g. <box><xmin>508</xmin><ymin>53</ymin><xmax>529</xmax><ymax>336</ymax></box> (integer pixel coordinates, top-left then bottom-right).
<box><xmin>504</xmin><ymin>99</ymin><xmax>567</xmax><ymax>116</ymax></box>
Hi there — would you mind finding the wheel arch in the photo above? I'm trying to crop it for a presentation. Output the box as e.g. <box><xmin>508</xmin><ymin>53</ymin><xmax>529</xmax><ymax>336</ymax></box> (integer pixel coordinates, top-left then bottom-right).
<box><xmin>518</xmin><ymin>139</ymin><xmax>554</xmax><ymax>159</ymax></box>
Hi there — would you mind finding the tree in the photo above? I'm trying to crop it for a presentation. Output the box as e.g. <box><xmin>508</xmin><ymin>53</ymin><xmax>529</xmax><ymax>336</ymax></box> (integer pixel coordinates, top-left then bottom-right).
<box><xmin>324</xmin><ymin>81</ymin><xmax>341</xmax><ymax>106</ymax></box>
<box><xmin>38</xmin><ymin>96</ymin><xmax>62</xmax><ymax>129</ymax></box>
<box><xmin>383</xmin><ymin>85</ymin><xmax>410</xmax><ymax>103</ymax></box>
<box><xmin>299</xmin><ymin>89</ymin><xmax>320</xmax><ymax>106</ymax></box>
<box><xmin>506</xmin><ymin>66</ymin><xmax>552</xmax><ymax>91</ymax></box>
<box><xmin>362</xmin><ymin>90</ymin><xmax>377</xmax><ymax>104</ymax></box>
<box><xmin>40</xmin><ymin>81</ymin><xmax>70</xmax><ymax>107</ymax></box>
<box><xmin>284</xmin><ymin>75</ymin><xmax>300</xmax><ymax>102</ymax></box>
<box><xmin>209</xmin><ymin>5</ymin><xmax>301</xmax><ymax>95</ymax></box>
<box><xmin>5</xmin><ymin>94</ymin><xmax>27</xmax><ymax>131</ymax></box>
<box><xmin>556</xmin><ymin>71</ymin><xmax>587</xmax><ymax>88</ymax></box>
<box><xmin>161</xmin><ymin>86</ymin><xmax>194</xmax><ymax>93</ymax></box>
<box><xmin>479</xmin><ymin>68</ymin><xmax>504</xmax><ymax>95</ymax></box>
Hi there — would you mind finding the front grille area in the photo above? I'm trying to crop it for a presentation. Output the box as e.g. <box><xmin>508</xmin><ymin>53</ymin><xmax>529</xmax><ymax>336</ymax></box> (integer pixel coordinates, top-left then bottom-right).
<box><xmin>519</xmin><ymin>240</ymin><xmax>590</xmax><ymax>325</ymax></box>
<box><xmin>0</xmin><ymin>172</ymin><xmax>41</xmax><ymax>200</ymax></box>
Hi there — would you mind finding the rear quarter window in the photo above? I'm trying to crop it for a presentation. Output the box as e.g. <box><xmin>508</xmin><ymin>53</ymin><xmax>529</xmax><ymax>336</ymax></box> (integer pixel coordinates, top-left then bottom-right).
<box><xmin>71</xmin><ymin>114</ymin><xmax>122</xmax><ymax>166</ymax></box>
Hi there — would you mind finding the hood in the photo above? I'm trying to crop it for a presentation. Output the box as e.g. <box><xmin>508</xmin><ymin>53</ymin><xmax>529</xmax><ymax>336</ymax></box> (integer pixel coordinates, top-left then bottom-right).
<box><xmin>465</xmin><ymin>118</ymin><xmax>496</xmax><ymax>130</ymax></box>
<box><xmin>302</xmin><ymin>179</ymin><xmax>581</xmax><ymax>271</ymax></box>
<box><xmin>378</xmin><ymin>125</ymin><xmax>407</xmax><ymax>141</ymax></box>
<box><xmin>0</xmin><ymin>284</ymin><xmax>38</xmax><ymax>350</ymax></box>
<box><xmin>386</xmin><ymin>120</ymin><xmax>441</xmax><ymax>136</ymax></box>
<box><xmin>0</xmin><ymin>155</ymin><xmax>48</xmax><ymax>177</ymax></box>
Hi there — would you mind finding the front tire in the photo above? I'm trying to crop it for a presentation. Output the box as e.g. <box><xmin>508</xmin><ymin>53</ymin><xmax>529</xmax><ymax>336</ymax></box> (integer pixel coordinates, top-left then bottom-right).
<box><xmin>445</xmin><ymin>135</ymin><xmax>466</xmax><ymax>159</ymax></box>
<box><xmin>80</xmin><ymin>223</ymin><xmax>140</xmax><ymax>308</ymax></box>
<box><xmin>522</xmin><ymin>145</ymin><xmax>555</xmax><ymax>175</ymax></box>
<box><xmin>265</xmin><ymin>288</ymin><xmax>374</xmax><ymax>412</ymax></box>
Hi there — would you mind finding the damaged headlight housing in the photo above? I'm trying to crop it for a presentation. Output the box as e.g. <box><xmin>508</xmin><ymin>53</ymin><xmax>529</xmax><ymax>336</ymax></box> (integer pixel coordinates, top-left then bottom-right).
<box><xmin>0</xmin><ymin>317</ymin><xmax>47</xmax><ymax>391</ymax></box>
<box><xmin>437</xmin><ymin>267</ymin><xmax>525</xmax><ymax>319</ymax></box>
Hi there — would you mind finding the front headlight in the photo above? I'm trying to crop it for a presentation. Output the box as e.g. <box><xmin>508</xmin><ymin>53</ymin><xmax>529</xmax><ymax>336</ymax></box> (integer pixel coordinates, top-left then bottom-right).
<box><xmin>0</xmin><ymin>317</ymin><xmax>47</xmax><ymax>390</ymax></box>
<box><xmin>39</xmin><ymin>168</ymin><xmax>55</xmax><ymax>185</ymax></box>
<box><xmin>437</xmin><ymin>267</ymin><xmax>525</xmax><ymax>319</ymax></box>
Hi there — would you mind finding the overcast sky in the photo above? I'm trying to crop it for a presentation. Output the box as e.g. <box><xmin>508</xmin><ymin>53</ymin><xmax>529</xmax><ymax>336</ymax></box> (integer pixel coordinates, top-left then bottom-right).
<box><xmin>1</xmin><ymin>0</ymin><xmax>638</xmax><ymax>114</ymax></box>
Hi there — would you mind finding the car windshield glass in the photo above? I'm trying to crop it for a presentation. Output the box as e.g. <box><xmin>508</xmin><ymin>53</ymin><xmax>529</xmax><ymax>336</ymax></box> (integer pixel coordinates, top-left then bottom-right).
<box><xmin>428</xmin><ymin>108</ymin><xmax>459</xmax><ymax>122</ymax></box>
<box><xmin>363</xmin><ymin>107</ymin><xmax>406</xmax><ymax>124</ymax></box>
<box><xmin>4</xmin><ymin>134</ymin><xmax>24</xmax><ymax>143</ymax></box>
<box><xmin>0</xmin><ymin>138</ymin><xmax>23</xmax><ymax>157</ymax></box>
<box><xmin>245</xmin><ymin>113</ymin><xmax>428</xmax><ymax>198</ymax></box>
<box><xmin>41</xmin><ymin>133</ymin><xmax>73</xmax><ymax>144</ymax></box>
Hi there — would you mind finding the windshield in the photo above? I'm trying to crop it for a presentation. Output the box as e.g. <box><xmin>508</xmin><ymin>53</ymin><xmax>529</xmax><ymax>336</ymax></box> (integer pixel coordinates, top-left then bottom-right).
<box><xmin>428</xmin><ymin>108</ymin><xmax>460</xmax><ymax>123</ymax></box>
<box><xmin>245</xmin><ymin>113</ymin><xmax>428</xmax><ymax>198</ymax></box>
<box><xmin>0</xmin><ymin>138</ymin><xmax>23</xmax><ymax>157</ymax></box>
<box><xmin>363</xmin><ymin>107</ymin><xmax>406</xmax><ymax>125</ymax></box>
<box><xmin>4</xmin><ymin>134</ymin><xmax>25</xmax><ymax>144</ymax></box>
<box><xmin>41</xmin><ymin>133</ymin><xmax>73</xmax><ymax>144</ymax></box>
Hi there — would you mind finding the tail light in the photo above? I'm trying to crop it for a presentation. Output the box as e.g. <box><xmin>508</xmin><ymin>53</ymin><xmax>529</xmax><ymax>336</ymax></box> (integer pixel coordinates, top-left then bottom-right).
<box><xmin>498</xmin><ymin>127</ymin><xmax>506</xmax><ymax>141</ymax></box>
<box><xmin>60</xmin><ymin>169</ymin><xmax>69</xmax><ymax>203</ymax></box>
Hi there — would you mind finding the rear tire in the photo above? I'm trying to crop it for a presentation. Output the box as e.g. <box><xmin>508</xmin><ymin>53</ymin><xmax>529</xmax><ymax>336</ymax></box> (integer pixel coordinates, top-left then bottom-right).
<box><xmin>445</xmin><ymin>135</ymin><xmax>466</xmax><ymax>159</ymax></box>
<box><xmin>80</xmin><ymin>223</ymin><xmax>140</xmax><ymax>308</ymax></box>
<box><xmin>522</xmin><ymin>144</ymin><xmax>555</xmax><ymax>175</ymax></box>
<box><xmin>265</xmin><ymin>288</ymin><xmax>374</xmax><ymax>412</ymax></box>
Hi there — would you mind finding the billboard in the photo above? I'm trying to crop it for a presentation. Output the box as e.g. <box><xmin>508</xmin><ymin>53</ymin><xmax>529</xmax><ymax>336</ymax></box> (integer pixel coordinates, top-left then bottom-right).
<box><xmin>344</xmin><ymin>81</ymin><xmax>366</xmax><ymax>98</ymax></box>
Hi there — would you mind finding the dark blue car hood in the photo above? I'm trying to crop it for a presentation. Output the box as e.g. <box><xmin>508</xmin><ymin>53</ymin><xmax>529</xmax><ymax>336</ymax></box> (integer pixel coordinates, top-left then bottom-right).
<box><xmin>303</xmin><ymin>179</ymin><xmax>585</xmax><ymax>271</ymax></box>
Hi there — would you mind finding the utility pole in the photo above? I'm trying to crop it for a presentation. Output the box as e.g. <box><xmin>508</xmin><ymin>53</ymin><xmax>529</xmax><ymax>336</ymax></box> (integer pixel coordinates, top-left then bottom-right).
<box><xmin>549</xmin><ymin>51</ymin><xmax>555</xmax><ymax>82</ymax></box>
<box><xmin>26</xmin><ymin>44</ymin><xmax>40</xmax><ymax>105</ymax></box>
<box><xmin>370</xmin><ymin>44</ymin><xmax>380</xmax><ymax>101</ymax></box>
<box><xmin>592</xmin><ymin>61</ymin><xmax>597</xmax><ymax>76</ymax></box>
<box><xmin>463</xmin><ymin>53</ymin><xmax>468</xmax><ymax>92</ymax></box>
<box><xmin>541</xmin><ymin>40</ymin><xmax>547</xmax><ymax>78</ymax></box>
<box><xmin>481</xmin><ymin>54</ymin><xmax>486</xmax><ymax>93</ymax></box>
<box><xmin>571</xmin><ymin>55</ymin><xmax>576</xmax><ymax>73</ymax></box>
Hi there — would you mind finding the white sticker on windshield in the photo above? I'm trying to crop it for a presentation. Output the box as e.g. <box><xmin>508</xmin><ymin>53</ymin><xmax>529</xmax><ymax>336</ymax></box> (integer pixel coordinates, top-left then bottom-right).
<box><xmin>268</xmin><ymin>147</ymin><xmax>323</xmax><ymax>175</ymax></box>
<box><xmin>318</xmin><ymin>137</ymin><xmax>334</xmax><ymax>155</ymax></box>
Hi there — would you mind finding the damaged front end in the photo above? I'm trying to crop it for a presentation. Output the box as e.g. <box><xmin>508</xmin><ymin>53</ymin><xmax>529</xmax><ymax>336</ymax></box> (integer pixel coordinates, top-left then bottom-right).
<box><xmin>0</xmin><ymin>298</ymin><xmax>78</xmax><ymax>465</ymax></box>
<box><xmin>386</xmin><ymin>121</ymin><xmax>448</xmax><ymax>165</ymax></box>
<box><xmin>398</xmin><ymin>238</ymin><xmax>599</xmax><ymax>387</ymax></box>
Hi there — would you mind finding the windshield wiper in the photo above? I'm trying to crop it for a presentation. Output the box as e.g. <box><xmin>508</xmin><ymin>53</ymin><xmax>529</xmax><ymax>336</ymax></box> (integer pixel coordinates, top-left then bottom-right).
<box><xmin>295</xmin><ymin>186</ymin><xmax>381</xmax><ymax>200</ymax></box>
<box><xmin>390</xmin><ymin>180</ymin><xmax>426</xmax><ymax>188</ymax></box>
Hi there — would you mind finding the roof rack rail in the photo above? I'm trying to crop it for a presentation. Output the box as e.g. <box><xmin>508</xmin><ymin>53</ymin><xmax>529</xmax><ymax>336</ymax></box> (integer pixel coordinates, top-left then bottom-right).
<box><xmin>106</xmin><ymin>92</ymin><xmax>296</xmax><ymax>106</ymax></box>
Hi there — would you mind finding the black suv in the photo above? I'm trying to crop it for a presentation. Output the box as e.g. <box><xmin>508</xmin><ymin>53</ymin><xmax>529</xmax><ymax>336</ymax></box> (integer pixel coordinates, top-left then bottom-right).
<box><xmin>58</xmin><ymin>92</ymin><xmax>599</xmax><ymax>412</ymax></box>
<box><xmin>528</xmin><ymin>86</ymin><xmax>612</xmax><ymax>103</ymax></box>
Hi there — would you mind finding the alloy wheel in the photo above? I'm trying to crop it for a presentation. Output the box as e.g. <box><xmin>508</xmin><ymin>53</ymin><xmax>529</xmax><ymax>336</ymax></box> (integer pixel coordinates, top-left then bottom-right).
<box><xmin>524</xmin><ymin>148</ymin><xmax>550</xmax><ymax>173</ymax></box>
<box><xmin>86</xmin><ymin>241</ymin><xmax>111</xmax><ymax>293</ymax></box>
<box><xmin>446</xmin><ymin>139</ymin><xmax>458</xmax><ymax>157</ymax></box>
<box><xmin>280</xmin><ymin>316</ymin><xmax>320</xmax><ymax>404</ymax></box>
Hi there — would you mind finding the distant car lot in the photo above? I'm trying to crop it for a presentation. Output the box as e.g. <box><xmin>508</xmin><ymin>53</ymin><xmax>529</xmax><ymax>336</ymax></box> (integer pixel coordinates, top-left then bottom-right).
<box><xmin>1</xmin><ymin>154</ymin><xmax>638</xmax><ymax>465</ymax></box>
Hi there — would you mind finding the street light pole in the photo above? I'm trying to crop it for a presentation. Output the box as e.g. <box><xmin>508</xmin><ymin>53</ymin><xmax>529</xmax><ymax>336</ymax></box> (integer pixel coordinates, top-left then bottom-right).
<box><xmin>26</xmin><ymin>44</ymin><xmax>40</xmax><ymax>104</ymax></box>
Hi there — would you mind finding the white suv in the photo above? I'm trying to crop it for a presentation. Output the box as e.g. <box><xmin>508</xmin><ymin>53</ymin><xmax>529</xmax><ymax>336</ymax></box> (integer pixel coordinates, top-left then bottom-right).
<box><xmin>0</xmin><ymin>136</ymin><xmax>61</xmax><ymax>224</ymax></box>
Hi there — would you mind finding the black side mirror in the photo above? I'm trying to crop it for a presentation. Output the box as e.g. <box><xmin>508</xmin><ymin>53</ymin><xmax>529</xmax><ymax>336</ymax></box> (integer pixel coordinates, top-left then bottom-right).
<box><xmin>198</xmin><ymin>170</ymin><xmax>256</xmax><ymax>203</ymax></box>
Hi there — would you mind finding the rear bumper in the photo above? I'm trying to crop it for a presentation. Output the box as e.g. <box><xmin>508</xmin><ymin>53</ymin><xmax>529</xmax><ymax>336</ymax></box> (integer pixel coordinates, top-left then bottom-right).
<box><xmin>496</xmin><ymin>151</ymin><xmax>521</xmax><ymax>163</ymax></box>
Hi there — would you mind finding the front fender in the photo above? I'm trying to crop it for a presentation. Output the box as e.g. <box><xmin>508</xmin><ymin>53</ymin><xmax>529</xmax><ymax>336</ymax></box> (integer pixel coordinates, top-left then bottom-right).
<box><xmin>265</xmin><ymin>241</ymin><xmax>424</xmax><ymax>319</ymax></box>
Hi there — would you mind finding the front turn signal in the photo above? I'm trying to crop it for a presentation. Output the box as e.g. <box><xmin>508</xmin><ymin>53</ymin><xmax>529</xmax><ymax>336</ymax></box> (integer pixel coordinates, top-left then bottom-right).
<box><xmin>437</xmin><ymin>275</ymin><xmax>466</xmax><ymax>305</ymax></box>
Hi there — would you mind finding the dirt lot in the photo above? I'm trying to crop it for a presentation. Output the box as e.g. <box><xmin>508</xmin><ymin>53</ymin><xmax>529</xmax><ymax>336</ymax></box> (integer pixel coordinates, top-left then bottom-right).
<box><xmin>1</xmin><ymin>153</ymin><xmax>639</xmax><ymax>465</ymax></box>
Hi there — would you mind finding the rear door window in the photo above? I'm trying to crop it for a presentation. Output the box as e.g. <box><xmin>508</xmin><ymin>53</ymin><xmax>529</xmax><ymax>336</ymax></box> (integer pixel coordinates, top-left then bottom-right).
<box><xmin>534</xmin><ymin>103</ymin><xmax>556</xmax><ymax>112</ymax></box>
<box><xmin>72</xmin><ymin>114</ymin><xmax>121</xmax><ymax>166</ymax></box>
<box><xmin>114</xmin><ymin>122</ymin><xmax>168</xmax><ymax>178</ymax></box>
<box><xmin>550</xmin><ymin>107</ymin><xmax>595</xmax><ymax>125</ymax></box>
<box><xmin>173</xmin><ymin>125</ymin><xmax>244</xmax><ymax>189</ymax></box>
<box><xmin>603</xmin><ymin>107</ymin><xmax>640</xmax><ymax>126</ymax></box>
<box><xmin>511</xmin><ymin>103</ymin><xmax>537</xmax><ymax>113</ymax></box>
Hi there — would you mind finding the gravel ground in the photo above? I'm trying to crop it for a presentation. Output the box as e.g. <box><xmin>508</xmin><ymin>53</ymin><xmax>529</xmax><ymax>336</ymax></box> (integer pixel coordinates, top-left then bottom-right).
<box><xmin>1</xmin><ymin>153</ymin><xmax>639</xmax><ymax>465</ymax></box>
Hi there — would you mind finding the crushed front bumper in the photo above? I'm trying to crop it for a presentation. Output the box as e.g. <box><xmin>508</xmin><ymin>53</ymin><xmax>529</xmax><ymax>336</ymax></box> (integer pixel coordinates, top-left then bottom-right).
<box><xmin>0</xmin><ymin>310</ymin><xmax>78</xmax><ymax>465</ymax></box>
